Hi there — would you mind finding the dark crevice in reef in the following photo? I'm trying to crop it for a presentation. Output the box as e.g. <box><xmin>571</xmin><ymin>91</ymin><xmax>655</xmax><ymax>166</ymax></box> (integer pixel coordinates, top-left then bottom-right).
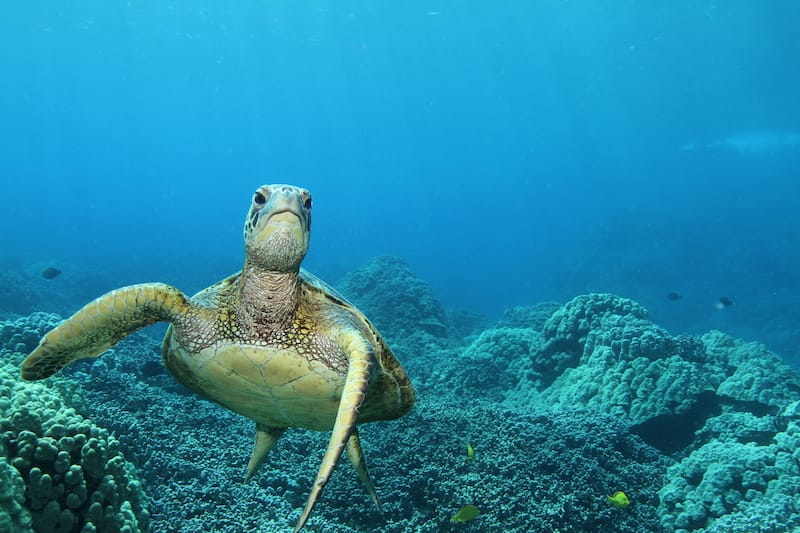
<box><xmin>631</xmin><ymin>390</ymin><xmax>722</xmax><ymax>455</ymax></box>
<box><xmin>542</xmin><ymin>338</ymin><xmax>582</xmax><ymax>359</ymax></box>
<box><xmin>717</xmin><ymin>395</ymin><xmax>779</xmax><ymax>417</ymax></box>
<box><xmin>631</xmin><ymin>390</ymin><xmax>784</xmax><ymax>455</ymax></box>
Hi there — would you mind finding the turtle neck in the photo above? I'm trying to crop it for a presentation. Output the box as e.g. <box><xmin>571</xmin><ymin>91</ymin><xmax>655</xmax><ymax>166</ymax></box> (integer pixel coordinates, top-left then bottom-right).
<box><xmin>237</xmin><ymin>259</ymin><xmax>301</xmax><ymax>336</ymax></box>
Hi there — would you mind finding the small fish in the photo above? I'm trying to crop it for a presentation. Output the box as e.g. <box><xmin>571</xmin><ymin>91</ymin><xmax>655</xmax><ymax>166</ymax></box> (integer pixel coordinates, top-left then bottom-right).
<box><xmin>42</xmin><ymin>267</ymin><xmax>61</xmax><ymax>279</ymax></box>
<box><xmin>666</xmin><ymin>291</ymin><xmax>683</xmax><ymax>301</ymax></box>
<box><xmin>607</xmin><ymin>491</ymin><xmax>630</xmax><ymax>509</ymax></box>
<box><xmin>718</xmin><ymin>296</ymin><xmax>734</xmax><ymax>307</ymax></box>
<box><xmin>466</xmin><ymin>442</ymin><xmax>475</xmax><ymax>460</ymax></box>
<box><xmin>451</xmin><ymin>504</ymin><xmax>480</xmax><ymax>523</ymax></box>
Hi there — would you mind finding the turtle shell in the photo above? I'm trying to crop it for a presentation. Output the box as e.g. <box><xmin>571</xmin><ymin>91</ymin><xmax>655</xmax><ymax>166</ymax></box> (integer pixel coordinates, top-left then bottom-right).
<box><xmin>162</xmin><ymin>268</ymin><xmax>414</xmax><ymax>431</ymax></box>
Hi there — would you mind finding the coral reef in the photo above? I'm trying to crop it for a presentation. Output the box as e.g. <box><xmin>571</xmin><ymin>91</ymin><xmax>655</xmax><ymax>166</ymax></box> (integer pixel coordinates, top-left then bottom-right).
<box><xmin>659</xmin><ymin>331</ymin><xmax>800</xmax><ymax>531</ymax></box>
<box><xmin>0</xmin><ymin>312</ymin><xmax>60</xmax><ymax>356</ymax></box>
<box><xmin>339</xmin><ymin>398</ymin><xmax>669</xmax><ymax>532</ymax></box>
<box><xmin>445</xmin><ymin>309</ymin><xmax>492</xmax><ymax>345</ymax></box>
<box><xmin>0</xmin><ymin>453</ymin><xmax>30</xmax><ymax>532</ymax></box>
<box><xmin>438</xmin><ymin>293</ymin><xmax>800</xmax><ymax>530</ymax></box>
<box><xmin>658</xmin><ymin>400</ymin><xmax>800</xmax><ymax>532</ymax></box>
<box><xmin>336</xmin><ymin>256</ymin><xmax>450</xmax><ymax>356</ymax></box>
<box><xmin>0</xmin><ymin>314</ymin><xmax>150</xmax><ymax>533</ymax></box>
<box><xmin>496</xmin><ymin>302</ymin><xmax>562</xmax><ymax>331</ymax></box>
<box><xmin>444</xmin><ymin>327</ymin><xmax>543</xmax><ymax>403</ymax></box>
<box><xmin>6</xmin><ymin>255</ymin><xmax>800</xmax><ymax>532</ymax></box>
<box><xmin>66</xmin><ymin>332</ymin><xmax>670</xmax><ymax>532</ymax></box>
<box><xmin>703</xmin><ymin>331</ymin><xmax>800</xmax><ymax>408</ymax></box>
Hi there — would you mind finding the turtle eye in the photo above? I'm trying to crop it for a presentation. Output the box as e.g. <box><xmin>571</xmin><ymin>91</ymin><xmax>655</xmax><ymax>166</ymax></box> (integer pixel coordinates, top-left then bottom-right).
<box><xmin>254</xmin><ymin>192</ymin><xmax>267</xmax><ymax>205</ymax></box>
<box><xmin>304</xmin><ymin>196</ymin><xmax>312</xmax><ymax>210</ymax></box>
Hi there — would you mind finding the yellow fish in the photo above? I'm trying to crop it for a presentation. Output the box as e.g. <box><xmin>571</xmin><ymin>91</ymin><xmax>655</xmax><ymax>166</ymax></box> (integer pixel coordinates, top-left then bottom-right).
<box><xmin>607</xmin><ymin>491</ymin><xmax>630</xmax><ymax>509</ymax></box>
<box><xmin>466</xmin><ymin>442</ymin><xmax>475</xmax><ymax>460</ymax></box>
<box><xmin>451</xmin><ymin>504</ymin><xmax>480</xmax><ymax>523</ymax></box>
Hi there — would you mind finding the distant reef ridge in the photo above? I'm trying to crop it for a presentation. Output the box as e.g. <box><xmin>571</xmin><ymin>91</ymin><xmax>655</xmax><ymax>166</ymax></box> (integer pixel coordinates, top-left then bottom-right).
<box><xmin>2</xmin><ymin>256</ymin><xmax>799</xmax><ymax>531</ymax></box>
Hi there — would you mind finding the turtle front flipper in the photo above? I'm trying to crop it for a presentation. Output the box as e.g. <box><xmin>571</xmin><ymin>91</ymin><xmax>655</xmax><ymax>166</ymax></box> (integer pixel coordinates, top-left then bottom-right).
<box><xmin>294</xmin><ymin>330</ymin><xmax>375</xmax><ymax>532</ymax></box>
<box><xmin>21</xmin><ymin>283</ymin><xmax>195</xmax><ymax>381</ymax></box>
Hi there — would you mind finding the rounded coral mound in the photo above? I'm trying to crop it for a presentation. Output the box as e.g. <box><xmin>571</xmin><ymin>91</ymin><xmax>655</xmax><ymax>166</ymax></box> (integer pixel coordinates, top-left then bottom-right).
<box><xmin>336</xmin><ymin>256</ymin><xmax>450</xmax><ymax>355</ymax></box>
<box><xmin>1</xmin><ymin>314</ymin><xmax>150</xmax><ymax>533</ymax></box>
<box><xmin>0</xmin><ymin>312</ymin><xmax>61</xmax><ymax>356</ymax></box>
<box><xmin>0</xmin><ymin>454</ymin><xmax>28</xmax><ymax>531</ymax></box>
<box><xmin>447</xmin><ymin>327</ymin><xmax>543</xmax><ymax>401</ymax></box>
<box><xmin>658</xmin><ymin>406</ymin><xmax>800</xmax><ymax>532</ymax></box>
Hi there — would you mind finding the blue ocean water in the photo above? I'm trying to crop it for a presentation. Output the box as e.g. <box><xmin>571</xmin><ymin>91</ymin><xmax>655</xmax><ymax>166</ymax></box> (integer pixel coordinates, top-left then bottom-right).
<box><xmin>2</xmin><ymin>4</ymin><xmax>800</xmax><ymax>531</ymax></box>
<box><xmin>3</xmin><ymin>2</ymin><xmax>799</xmax><ymax>361</ymax></box>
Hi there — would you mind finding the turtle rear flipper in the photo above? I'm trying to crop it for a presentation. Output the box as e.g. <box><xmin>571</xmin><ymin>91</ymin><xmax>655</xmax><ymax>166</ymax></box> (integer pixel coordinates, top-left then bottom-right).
<box><xmin>245</xmin><ymin>424</ymin><xmax>287</xmax><ymax>481</ymax></box>
<box><xmin>21</xmin><ymin>283</ymin><xmax>194</xmax><ymax>381</ymax></box>
<box><xmin>345</xmin><ymin>428</ymin><xmax>382</xmax><ymax>514</ymax></box>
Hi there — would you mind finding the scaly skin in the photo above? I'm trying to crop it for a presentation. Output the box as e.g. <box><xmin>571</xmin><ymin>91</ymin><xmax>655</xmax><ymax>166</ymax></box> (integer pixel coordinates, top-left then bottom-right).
<box><xmin>20</xmin><ymin>283</ymin><xmax>208</xmax><ymax>380</ymax></box>
<box><xmin>20</xmin><ymin>184</ymin><xmax>415</xmax><ymax>531</ymax></box>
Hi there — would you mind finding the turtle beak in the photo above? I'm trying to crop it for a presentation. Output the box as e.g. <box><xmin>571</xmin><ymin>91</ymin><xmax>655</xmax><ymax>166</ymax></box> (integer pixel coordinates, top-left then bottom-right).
<box><xmin>244</xmin><ymin>185</ymin><xmax>311</xmax><ymax>272</ymax></box>
<box><xmin>259</xmin><ymin>209</ymin><xmax>305</xmax><ymax>245</ymax></box>
<box><xmin>255</xmin><ymin>188</ymin><xmax>309</xmax><ymax>246</ymax></box>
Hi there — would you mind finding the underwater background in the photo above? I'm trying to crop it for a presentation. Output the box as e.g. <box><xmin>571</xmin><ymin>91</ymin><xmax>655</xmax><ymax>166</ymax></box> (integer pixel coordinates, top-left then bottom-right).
<box><xmin>2</xmin><ymin>1</ymin><xmax>800</xmax><ymax>532</ymax></box>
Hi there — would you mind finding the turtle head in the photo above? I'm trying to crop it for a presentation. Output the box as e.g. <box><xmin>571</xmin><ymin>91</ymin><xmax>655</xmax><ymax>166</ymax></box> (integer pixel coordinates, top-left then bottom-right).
<box><xmin>244</xmin><ymin>184</ymin><xmax>312</xmax><ymax>273</ymax></box>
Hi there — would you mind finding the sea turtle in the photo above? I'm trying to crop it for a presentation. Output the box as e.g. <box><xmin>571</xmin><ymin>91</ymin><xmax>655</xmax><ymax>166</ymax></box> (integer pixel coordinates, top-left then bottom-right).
<box><xmin>21</xmin><ymin>184</ymin><xmax>416</xmax><ymax>531</ymax></box>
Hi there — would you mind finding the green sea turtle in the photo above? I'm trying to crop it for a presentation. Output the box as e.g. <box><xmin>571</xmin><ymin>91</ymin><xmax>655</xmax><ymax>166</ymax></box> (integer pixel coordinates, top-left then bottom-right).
<box><xmin>21</xmin><ymin>184</ymin><xmax>415</xmax><ymax>531</ymax></box>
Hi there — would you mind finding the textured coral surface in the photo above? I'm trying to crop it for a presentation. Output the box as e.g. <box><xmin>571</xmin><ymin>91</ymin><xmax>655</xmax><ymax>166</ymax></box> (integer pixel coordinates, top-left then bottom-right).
<box><xmin>1</xmin><ymin>314</ymin><xmax>149</xmax><ymax>533</ymax></box>
<box><xmin>4</xmin><ymin>260</ymin><xmax>800</xmax><ymax>531</ymax></box>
